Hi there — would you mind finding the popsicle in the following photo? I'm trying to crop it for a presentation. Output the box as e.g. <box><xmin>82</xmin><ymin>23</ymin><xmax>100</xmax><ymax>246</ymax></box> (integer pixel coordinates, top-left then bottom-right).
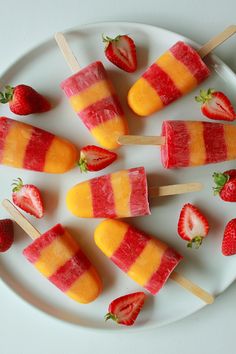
<box><xmin>2</xmin><ymin>200</ymin><xmax>102</xmax><ymax>304</ymax></box>
<box><xmin>128</xmin><ymin>25</ymin><xmax>236</xmax><ymax>116</ymax></box>
<box><xmin>118</xmin><ymin>120</ymin><xmax>236</xmax><ymax>169</ymax></box>
<box><xmin>55</xmin><ymin>32</ymin><xmax>128</xmax><ymax>150</ymax></box>
<box><xmin>0</xmin><ymin>116</ymin><xmax>78</xmax><ymax>173</ymax></box>
<box><xmin>66</xmin><ymin>166</ymin><xmax>202</xmax><ymax>218</ymax></box>
<box><xmin>94</xmin><ymin>219</ymin><xmax>214</xmax><ymax>303</ymax></box>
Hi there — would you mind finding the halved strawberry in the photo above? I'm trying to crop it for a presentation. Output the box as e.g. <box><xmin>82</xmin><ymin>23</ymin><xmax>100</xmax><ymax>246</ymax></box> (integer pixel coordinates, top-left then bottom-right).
<box><xmin>12</xmin><ymin>178</ymin><xmax>44</xmax><ymax>218</ymax></box>
<box><xmin>195</xmin><ymin>88</ymin><xmax>236</xmax><ymax>121</ymax></box>
<box><xmin>222</xmin><ymin>218</ymin><xmax>236</xmax><ymax>256</ymax></box>
<box><xmin>78</xmin><ymin>145</ymin><xmax>117</xmax><ymax>172</ymax></box>
<box><xmin>103</xmin><ymin>34</ymin><xmax>137</xmax><ymax>73</ymax></box>
<box><xmin>178</xmin><ymin>203</ymin><xmax>210</xmax><ymax>248</ymax></box>
<box><xmin>213</xmin><ymin>170</ymin><xmax>236</xmax><ymax>202</ymax></box>
<box><xmin>0</xmin><ymin>219</ymin><xmax>14</xmax><ymax>252</ymax></box>
<box><xmin>105</xmin><ymin>292</ymin><xmax>146</xmax><ymax>326</ymax></box>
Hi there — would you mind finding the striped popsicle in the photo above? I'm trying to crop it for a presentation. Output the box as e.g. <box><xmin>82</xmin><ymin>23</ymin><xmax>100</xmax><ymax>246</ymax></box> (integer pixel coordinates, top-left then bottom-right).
<box><xmin>94</xmin><ymin>219</ymin><xmax>182</xmax><ymax>295</ymax></box>
<box><xmin>128</xmin><ymin>41</ymin><xmax>210</xmax><ymax>116</ymax></box>
<box><xmin>66</xmin><ymin>166</ymin><xmax>202</xmax><ymax>218</ymax></box>
<box><xmin>0</xmin><ymin>117</ymin><xmax>78</xmax><ymax>173</ymax></box>
<box><xmin>66</xmin><ymin>166</ymin><xmax>150</xmax><ymax>218</ymax></box>
<box><xmin>60</xmin><ymin>61</ymin><xmax>128</xmax><ymax>150</ymax></box>
<box><xmin>161</xmin><ymin>120</ymin><xmax>236</xmax><ymax>168</ymax></box>
<box><xmin>23</xmin><ymin>223</ymin><xmax>102</xmax><ymax>303</ymax></box>
<box><xmin>118</xmin><ymin>120</ymin><xmax>236</xmax><ymax>169</ymax></box>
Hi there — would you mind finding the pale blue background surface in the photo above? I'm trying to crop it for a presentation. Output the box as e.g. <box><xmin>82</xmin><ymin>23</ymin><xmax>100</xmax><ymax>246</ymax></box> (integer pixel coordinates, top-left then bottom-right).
<box><xmin>0</xmin><ymin>1</ymin><xmax>235</xmax><ymax>353</ymax></box>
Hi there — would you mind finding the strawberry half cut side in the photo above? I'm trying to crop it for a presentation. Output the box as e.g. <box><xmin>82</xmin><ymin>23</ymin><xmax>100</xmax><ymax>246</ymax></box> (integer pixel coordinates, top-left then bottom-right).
<box><xmin>178</xmin><ymin>203</ymin><xmax>210</xmax><ymax>249</ymax></box>
<box><xmin>78</xmin><ymin>145</ymin><xmax>117</xmax><ymax>172</ymax></box>
<box><xmin>12</xmin><ymin>178</ymin><xmax>44</xmax><ymax>218</ymax></box>
<box><xmin>195</xmin><ymin>88</ymin><xmax>236</xmax><ymax>121</ymax></box>
<box><xmin>105</xmin><ymin>292</ymin><xmax>146</xmax><ymax>326</ymax></box>
<box><xmin>103</xmin><ymin>34</ymin><xmax>137</xmax><ymax>73</ymax></box>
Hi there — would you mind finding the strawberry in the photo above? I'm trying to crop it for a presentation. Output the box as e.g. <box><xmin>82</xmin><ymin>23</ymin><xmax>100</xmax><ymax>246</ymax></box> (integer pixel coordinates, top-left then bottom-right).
<box><xmin>177</xmin><ymin>203</ymin><xmax>210</xmax><ymax>249</ymax></box>
<box><xmin>0</xmin><ymin>219</ymin><xmax>14</xmax><ymax>252</ymax></box>
<box><xmin>105</xmin><ymin>292</ymin><xmax>146</xmax><ymax>326</ymax></box>
<box><xmin>222</xmin><ymin>218</ymin><xmax>236</xmax><ymax>256</ymax></box>
<box><xmin>78</xmin><ymin>145</ymin><xmax>117</xmax><ymax>172</ymax></box>
<box><xmin>213</xmin><ymin>170</ymin><xmax>236</xmax><ymax>202</ymax></box>
<box><xmin>195</xmin><ymin>88</ymin><xmax>236</xmax><ymax>121</ymax></box>
<box><xmin>0</xmin><ymin>84</ymin><xmax>51</xmax><ymax>115</ymax></box>
<box><xmin>103</xmin><ymin>34</ymin><xmax>137</xmax><ymax>72</ymax></box>
<box><xmin>12</xmin><ymin>178</ymin><xmax>44</xmax><ymax>218</ymax></box>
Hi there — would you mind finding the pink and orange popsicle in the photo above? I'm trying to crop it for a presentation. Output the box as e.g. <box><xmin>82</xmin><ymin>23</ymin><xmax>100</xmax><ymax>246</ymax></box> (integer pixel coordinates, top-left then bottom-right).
<box><xmin>0</xmin><ymin>117</ymin><xmax>78</xmax><ymax>173</ymax></box>
<box><xmin>161</xmin><ymin>120</ymin><xmax>236</xmax><ymax>168</ymax></box>
<box><xmin>60</xmin><ymin>61</ymin><xmax>128</xmax><ymax>150</ymax></box>
<box><xmin>128</xmin><ymin>41</ymin><xmax>210</xmax><ymax>116</ymax></box>
<box><xmin>23</xmin><ymin>223</ymin><xmax>102</xmax><ymax>303</ymax></box>
<box><xmin>66</xmin><ymin>166</ymin><xmax>150</xmax><ymax>218</ymax></box>
<box><xmin>55</xmin><ymin>31</ymin><xmax>129</xmax><ymax>150</ymax></box>
<box><xmin>66</xmin><ymin>166</ymin><xmax>201</xmax><ymax>218</ymax></box>
<box><xmin>119</xmin><ymin>120</ymin><xmax>236</xmax><ymax>169</ymax></box>
<box><xmin>94</xmin><ymin>219</ymin><xmax>182</xmax><ymax>295</ymax></box>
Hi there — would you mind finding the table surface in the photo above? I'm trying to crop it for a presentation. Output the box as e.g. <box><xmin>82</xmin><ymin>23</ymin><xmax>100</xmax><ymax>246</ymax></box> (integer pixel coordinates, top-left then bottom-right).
<box><xmin>0</xmin><ymin>1</ymin><xmax>235</xmax><ymax>353</ymax></box>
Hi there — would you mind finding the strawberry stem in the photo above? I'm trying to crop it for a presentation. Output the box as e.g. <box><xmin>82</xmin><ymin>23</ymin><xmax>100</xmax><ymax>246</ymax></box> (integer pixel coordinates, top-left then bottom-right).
<box><xmin>187</xmin><ymin>236</ymin><xmax>203</xmax><ymax>249</ymax></box>
<box><xmin>102</xmin><ymin>34</ymin><xmax>122</xmax><ymax>43</ymax></box>
<box><xmin>0</xmin><ymin>85</ymin><xmax>14</xmax><ymax>104</ymax></box>
<box><xmin>212</xmin><ymin>172</ymin><xmax>229</xmax><ymax>195</ymax></box>
<box><xmin>11</xmin><ymin>177</ymin><xmax>24</xmax><ymax>192</ymax></box>
<box><xmin>195</xmin><ymin>88</ymin><xmax>215</xmax><ymax>104</ymax></box>
<box><xmin>77</xmin><ymin>157</ymin><xmax>88</xmax><ymax>173</ymax></box>
<box><xmin>104</xmin><ymin>312</ymin><xmax>118</xmax><ymax>323</ymax></box>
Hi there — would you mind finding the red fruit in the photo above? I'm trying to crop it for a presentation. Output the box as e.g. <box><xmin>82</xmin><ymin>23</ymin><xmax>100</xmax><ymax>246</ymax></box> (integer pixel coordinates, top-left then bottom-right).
<box><xmin>222</xmin><ymin>218</ymin><xmax>236</xmax><ymax>256</ymax></box>
<box><xmin>78</xmin><ymin>145</ymin><xmax>117</xmax><ymax>172</ymax></box>
<box><xmin>213</xmin><ymin>170</ymin><xmax>236</xmax><ymax>202</ymax></box>
<box><xmin>12</xmin><ymin>178</ymin><xmax>44</xmax><ymax>218</ymax></box>
<box><xmin>105</xmin><ymin>292</ymin><xmax>146</xmax><ymax>326</ymax></box>
<box><xmin>103</xmin><ymin>34</ymin><xmax>137</xmax><ymax>73</ymax></box>
<box><xmin>195</xmin><ymin>88</ymin><xmax>236</xmax><ymax>121</ymax></box>
<box><xmin>0</xmin><ymin>219</ymin><xmax>14</xmax><ymax>252</ymax></box>
<box><xmin>0</xmin><ymin>84</ymin><xmax>51</xmax><ymax>115</ymax></box>
<box><xmin>178</xmin><ymin>203</ymin><xmax>210</xmax><ymax>249</ymax></box>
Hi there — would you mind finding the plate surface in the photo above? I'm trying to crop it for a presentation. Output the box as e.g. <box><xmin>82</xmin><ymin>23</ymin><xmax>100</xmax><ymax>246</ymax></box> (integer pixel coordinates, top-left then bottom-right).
<box><xmin>0</xmin><ymin>22</ymin><xmax>236</xmax><ymax>331</ymax></box>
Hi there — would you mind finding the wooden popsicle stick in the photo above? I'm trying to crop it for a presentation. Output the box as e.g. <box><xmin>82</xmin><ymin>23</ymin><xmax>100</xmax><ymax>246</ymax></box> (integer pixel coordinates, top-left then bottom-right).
<box><xmin>149</xmin><ymin>182</ymin><xmax>203</xmax><ymax>198</ymax></box>
<box><xmin>1</xmin><ymin>199</ymin><xmax>41</xmax><ymax>240</ymax></box>
<box><xmin>118</xmin><ymin>135</ymin><xmax>165</xmax><ymax>146</ymax></box>
<box><xmin>170</xmin><ymin>271</ymin><xmax>214</xmax><ymax>304</ymax></box>
<box><xmin>198</xmin><ymin>25</ymin><xmax>236</xmax><ymax>58</ymax></box>
<box><xmin>55</xmin><ymin>32</ymin><xmax>81</xmax><ymax>73</ymax></box>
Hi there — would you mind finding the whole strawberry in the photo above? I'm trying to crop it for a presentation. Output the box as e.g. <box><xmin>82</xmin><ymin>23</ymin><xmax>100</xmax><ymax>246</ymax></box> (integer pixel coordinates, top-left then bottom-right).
<box><xmin>195</xmin><ymin>88</ymin><xmax>236</xmax><ymax>121</ymax></box>
<box><xmin>177</xmin><ymin>203</ymin><xmax>210</xmax><ymax>248</ymax></box>
<box><xmin>222</xmin><ymin>218</ymin><xmax>236</xmax><ymax>256</ymax></box>
<box><xmin>0</xmin><ymin>219</ymin><xmax>14</xmax><ymax>252</ymax></box>
<box><xmin>213</xmin><ymin>170</ymin><xmax>236</xmax><ymax>202</ymax></box>
<box><xmin>12</xmin><ymin>178</ymin><xmax>44</xmax><ymax>218</ymax></box>
<box><xmin>0</xmin><ymin>84</ymin><xmax>51</xmax><ymax>115</ymax></box>
<box><xmin>103</xmin><ymin>34</ymin><xmax>137</xmax><ymax>73</ymax></box>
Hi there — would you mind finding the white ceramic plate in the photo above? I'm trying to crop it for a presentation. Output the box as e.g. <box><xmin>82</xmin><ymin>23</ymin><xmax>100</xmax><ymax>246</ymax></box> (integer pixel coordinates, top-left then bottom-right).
<box><xmin>0</xmin><ymin>22</ymin><xmax>236</xmax><ymax>331</ymax></box>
